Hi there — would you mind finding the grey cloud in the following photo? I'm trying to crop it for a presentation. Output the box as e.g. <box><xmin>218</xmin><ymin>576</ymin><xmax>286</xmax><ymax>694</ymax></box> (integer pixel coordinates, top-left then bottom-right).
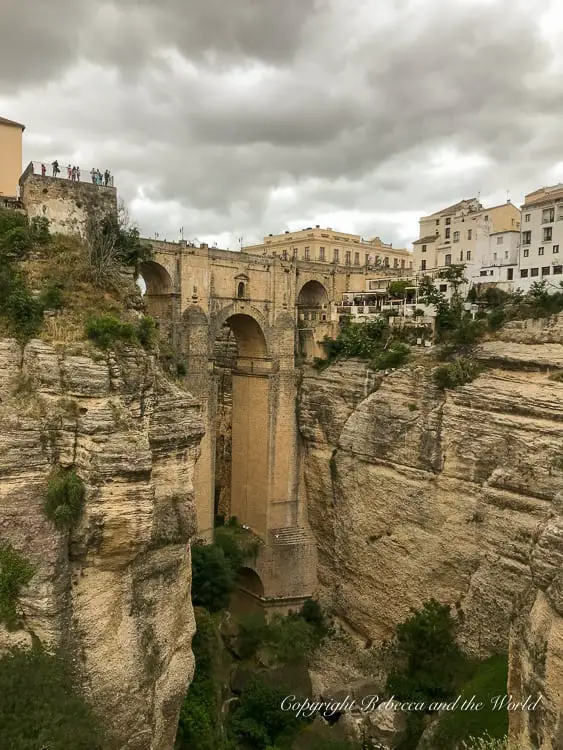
<box><xmin>2</xmin><ymin>0</ymin><xmax>563</xmax><ymax>251</ymax></box>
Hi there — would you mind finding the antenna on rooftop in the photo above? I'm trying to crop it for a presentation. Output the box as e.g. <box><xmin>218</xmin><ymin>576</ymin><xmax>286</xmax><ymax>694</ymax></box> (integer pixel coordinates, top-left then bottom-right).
<box><xmin>238</xmin><ymin>236</ymin><xmax>243</xmax><ymax>251</ymax></box>
<box><xmin>180</xmin><ymin>226</ymin><xmax>184</xmax><ymax>241</ymax></box>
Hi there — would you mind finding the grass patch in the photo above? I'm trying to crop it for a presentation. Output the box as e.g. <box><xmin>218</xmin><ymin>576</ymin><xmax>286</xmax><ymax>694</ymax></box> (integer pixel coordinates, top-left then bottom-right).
<box><xmin>432</xmin><ymin>654</ymin><xmax>509</xmax><ymax>748</ymax></box>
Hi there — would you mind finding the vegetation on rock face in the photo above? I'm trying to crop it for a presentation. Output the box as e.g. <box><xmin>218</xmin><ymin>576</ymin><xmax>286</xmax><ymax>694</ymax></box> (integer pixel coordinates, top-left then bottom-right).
<box><xmin>0</xmin><ymin>543</ymin><xmax>35</xmax><ymax>630</ymax></box>
<box><xmin>85</xmin><ymin>313</ymin><xmax>158</xmax><ymax>351</ymax></box>
<box><xmin>383</xmin><ymin>600</ymin><xmax>509</xmax><ymax>750</ymax></box>
<box><xmin>434</xmin><ymin>357</ymin><xmax>483</xmax><ymax>390</ymax></box>
<box><xmin>0</xmin><ymin>647</ymin><xmax>103</xmax><ymax>749</ymax></box>
<box><xmin>44</xmin><ymin>468</ymin><xmax>86</xmax><ymax>530</ymax></box>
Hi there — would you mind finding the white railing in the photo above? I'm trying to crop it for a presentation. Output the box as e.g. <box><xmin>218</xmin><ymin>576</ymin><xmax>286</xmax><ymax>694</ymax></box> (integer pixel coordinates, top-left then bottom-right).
<box><xmin>24</xmin><ymin>161</ymin><xmax>115</xmax><ymax>187</ymax></box>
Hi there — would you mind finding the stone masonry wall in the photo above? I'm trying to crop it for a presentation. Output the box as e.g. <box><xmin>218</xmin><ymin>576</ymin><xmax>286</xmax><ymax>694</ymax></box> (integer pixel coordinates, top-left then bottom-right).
<box><xmin>19</xmin><ymin>171</ymin><xmax>118</xmax><ymax>237</ymax></box>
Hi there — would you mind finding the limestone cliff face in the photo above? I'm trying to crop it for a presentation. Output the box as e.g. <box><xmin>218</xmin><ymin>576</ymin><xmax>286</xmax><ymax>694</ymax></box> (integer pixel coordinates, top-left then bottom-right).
<box><xmin>298</xmin><ymin>335</ymin><xmax>563</xmax><ymax>683</ymax></box>
<box><xmin>0</xmin><ymin>339</ymin><xmax>204</xmax><ymax>750</ymax></box>
<box><xmin>508</xmin><ymin>489</ymin><xmax>563</xmax><ymax>749</ymax></box>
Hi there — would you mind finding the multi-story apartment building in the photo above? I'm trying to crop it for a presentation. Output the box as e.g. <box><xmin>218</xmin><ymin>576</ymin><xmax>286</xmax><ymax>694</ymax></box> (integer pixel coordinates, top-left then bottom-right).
<box><xmin>412</xmin><ymin>198</ymin><xmax>521</xmax><ymax>275</ymax></box>
<box><xmin>0</xmin><ymin>115</ymin><xmax>25</xmax><ymax>199</ymax></box>
<box><xmin>243</xmin><ymin>226</ymin><xmax>413</xmax><ymax>271</ymax></box>
<box><xmin>468</xmin><ymin>229</ymin><xmax>520</xmax><ymax>290</ymax></box>
<box><xmin>518</xmin><ymin>184</ymin><xmax>563</xmax><ymax>293</ymax></box>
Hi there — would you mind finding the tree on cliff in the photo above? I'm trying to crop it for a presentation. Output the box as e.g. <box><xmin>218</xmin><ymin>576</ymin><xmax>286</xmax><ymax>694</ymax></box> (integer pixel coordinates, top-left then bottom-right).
<box><xmin>0</xmin><ymin>647</ymin><xmax>104</xmax><ymax>749</ymax></box>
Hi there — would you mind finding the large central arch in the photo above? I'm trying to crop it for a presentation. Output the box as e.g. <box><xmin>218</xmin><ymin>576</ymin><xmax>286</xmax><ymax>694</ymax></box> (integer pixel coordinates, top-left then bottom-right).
<box><xmin>212</xmin><ymin>310</ymin><xmax>271</xmax><ymax>539</ymax></box>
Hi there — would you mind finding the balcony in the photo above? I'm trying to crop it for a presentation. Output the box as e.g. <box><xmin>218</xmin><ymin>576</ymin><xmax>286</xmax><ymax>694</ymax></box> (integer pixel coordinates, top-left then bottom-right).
<box><xmin>21</xmin><ymin>161</ymin><xmax>115</xmax><ymax>187</ymax></box>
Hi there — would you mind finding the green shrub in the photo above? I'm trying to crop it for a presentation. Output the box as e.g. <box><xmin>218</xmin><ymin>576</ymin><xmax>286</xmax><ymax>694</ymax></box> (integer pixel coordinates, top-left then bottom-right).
<box><xmin>177</xmin><ymin>361</ymin><xmax>187</xmax><ymax>376</ymax></box>
<box><xmin>0</xmin><ymin>543</ymin><xmax>35</xmax><ymax>630</ymax></box>
<box><xmin>267</xmin><ymin>614</ymin><xmax>314</xmax><ymax>664</ymax></box>
<box><xmin>85</xmin><ymin>314</ymin><xmax>137</xmax><ymax>350</ymax></box>
<box><xmin>238</xmin><ymin>612</ymin><xmax>269</xmax><ymax>659</ymax></box>
<box><xmin>386</xmin><ymin>599</ymin><xmax>464</xmax><ymax>705</ymax></box>
<box><xmin>0</xmin><ymin>278</ymin><xmax>44</xmax><ymax>342</ymax></box>
<box><xmin>191</xmin><ymin>542</ymin><xmax>234</xmax><ymax>612</ymax></box>
<box><xmin>44</xmin><ymin>468</ymin><xmax>86</xmax><ymax>530</ymax></box>
<box><xmin>137</xmin><ymin>316</ymin><xmax>157</xmax><ymax>349</ymax></box>
<box><xmin>39</xmin><ymin>279</ymin><xmax>65</xmax><ymax>311</ymax></box>
<box><xmin>434</xmin><ymin>358</ymin><xmax>483</xmax><ymax>390</ymax></box>
<box><xmin>0</xmin><ymin>647</ymin><xmax>103</xmax><ymax>749</ymax></box>
<box><xmin>29</xmin><ymin>216</ymin><xmax>51</xmax><ymax>245</ymax></box>
<box><xmin>299</xmin><ymin>599</ymin><xmax>330</xmax><ymax>643</ymax></box>
<box><xmin>226</xmin><ymin>679</ymin><xmax>310</xmax><ymax>750</ymax></box>
<box><xmin>177</xmin><ymin>609</ymin><xmax>222</xmax><ymax>750</ymax></box>
<box><xmin>548</xmin><ymin>371</ymin><xmax>563</xmax><ymax>382</ymax></box>
<box><xmin>372</xmin><ymin>343</ymin><xmax>410</xmax><ymax>370</ymax></box>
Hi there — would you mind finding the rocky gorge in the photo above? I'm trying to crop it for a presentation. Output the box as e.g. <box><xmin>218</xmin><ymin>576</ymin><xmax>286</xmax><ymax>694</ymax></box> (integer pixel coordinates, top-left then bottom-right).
<box><xmin>298</xmin><ymin>314</ymin><xmax>563</xmax><ymax>748</ymax></box>
<box><xmin>0</xmin><ymin>338</ymin><xmax>204</xmax><ymax>749</ymax></box>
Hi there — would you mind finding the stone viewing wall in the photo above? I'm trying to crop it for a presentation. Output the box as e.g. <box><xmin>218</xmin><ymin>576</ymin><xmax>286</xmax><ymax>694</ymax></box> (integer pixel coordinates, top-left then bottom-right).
<box><xmin>0</xmin><ymin>338</ymin><xmax>204</xmax><ymax>750</ymax></box>
<box><xmin>19</xmin><ymin>170</ymin><xmax>118</xmax><ymax>236</ymax></box>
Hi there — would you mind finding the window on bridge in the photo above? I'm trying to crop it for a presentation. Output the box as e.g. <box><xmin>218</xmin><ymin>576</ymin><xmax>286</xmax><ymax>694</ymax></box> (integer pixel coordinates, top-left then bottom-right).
<box><xmin>237</xmin><ymin>281</ymin><xmax>246</xmax><ymax>299</ymax></box>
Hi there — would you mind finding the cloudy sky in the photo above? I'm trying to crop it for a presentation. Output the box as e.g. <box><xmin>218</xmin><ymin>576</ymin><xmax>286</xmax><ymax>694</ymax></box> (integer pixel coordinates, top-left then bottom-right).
<box><xmin>2</xmin><ymin>0</ymin><xmax>563</xmax><ymax>251</ymax></box>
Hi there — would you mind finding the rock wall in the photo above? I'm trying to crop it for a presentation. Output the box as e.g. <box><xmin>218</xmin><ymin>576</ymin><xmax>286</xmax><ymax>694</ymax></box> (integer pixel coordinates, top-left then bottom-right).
<box><xmin>0</xmin><ymin>339</ymin><xmax>204</xmax><ymax>750</ymax></box>
<box><xmin>508</xmin><ymin>489</ymin><xmax>563</xmax><ymax>749</ymax></box>
<box><xmin>19</xmin><ymin>170</ymin><xmax>118</xmax><ymax>237</ymax></box>
<box><xmin>298</xmin><ymin>341</ymin><xmax>563</xmax><ymax>684</ymax></box>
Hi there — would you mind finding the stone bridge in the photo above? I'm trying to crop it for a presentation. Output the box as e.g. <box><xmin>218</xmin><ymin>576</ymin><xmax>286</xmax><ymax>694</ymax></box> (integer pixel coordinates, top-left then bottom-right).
<box><xmin>140</xmin><ymin>239</ymin><xmax>369</xmax><ymax>611</ymax></box>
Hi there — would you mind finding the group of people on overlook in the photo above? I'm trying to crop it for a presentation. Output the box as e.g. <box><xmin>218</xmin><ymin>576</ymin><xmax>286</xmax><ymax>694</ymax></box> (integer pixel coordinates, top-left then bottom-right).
<box><xmin>37</xmin><ymin>160</ymin><xmax>113</xmax><ymax>186</ymax></box>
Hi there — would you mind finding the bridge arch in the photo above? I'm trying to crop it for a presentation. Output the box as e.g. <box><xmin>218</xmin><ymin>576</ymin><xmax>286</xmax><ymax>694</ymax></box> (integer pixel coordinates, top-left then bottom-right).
<box><xmin>297</xmin><ymin>279</ymin><xmax>329</xmax><ymax>308</ymax></box>
<box><xmin>138</xmin><ymin>260</ymin><xmax>176</xmax><ymax>341</ymax></box>
<box><xmin>231</xmin><ymin>567</ymin><xmax>265</xmax><ymax>615</ymax></box>
<box><xmin>212</xmin><ymin>304</ymin><xmax>271</xmax><ymax>358</ymax></box>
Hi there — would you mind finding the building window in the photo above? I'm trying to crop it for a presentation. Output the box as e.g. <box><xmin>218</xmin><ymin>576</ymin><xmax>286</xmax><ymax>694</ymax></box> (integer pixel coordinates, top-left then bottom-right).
<box><xmin>445</xmin><ymin>228</ymin><xmax>451</xmax><ymax>239</ymax></box>
<box><xmin>525</xmin><ymin>213</ymin><xmax>531</xmax><ymax>222</ymax></box>
<box><xmin>421</xmin><ymin>259</ymin><xmax>426</xmax><ymax>270</ymax></box>
<box><xmin>554</xmin><ymin>265</ymin><xmax>562</xmax><ymax>274</ymax></box>
<box><xmin>542</xmin><ymin>266</ymin><xmax>550</xmax><ymax>276</ymax></box>
<box><xmin>553</xmin><ymin>245</ymin><xmax>559</xmax><ymax>254</ymax></box>
<box><xmin>543</xmin><ymin>227</ymin><xmax>553</xmax><ymax>242</ymax></box>
<box><xmin>504</xmin><ymin>251</ymin><xmax>508</xmax><ymax>259</ymax></box>
<box><xmin>466</xmin><ymin>251</ymin><xmax>471</xmax><ymax>260</ymax></box>
<box><xmin>467</xmin><ymin>229</ymin><xmax>472</xmax><ymax>240</ymax></box>
<box><xmin>542</xmin><ymin>207</ymin><xmax>555</xmax><ymax>223</ymax></box>
<box><xmin>480</xmin><ymin>270</ymin><xmax>488</xmax><ymax>277</ymax></box>
<box><xmin>496</xmin><ymin>236</ymin><xmax>504</xmax><ymax>245</ymax></box>
<box><xmin>522</xmin><ymin>231</ymin><xmax>531</xmax><ymax>244</ymax></box>
<box><xmin>520</xmin><ymin>269</ymin><xmax>529</xmax><ymax>278</ymax></box>
<box><xmin>384</xmin><ymin>257</ymin><xmax>390</xmax><ymax>267</ymax></box>
<box><xmin>304</xmin><ymin>246</ymin><xmax>310</xmax><ymax>260</ymax></box>
<box><xmin>293</xmin><ymin>247</ymin><xmax>298</xmax><ymax>258</ymax></box>
<box><xmin>354</xmin><ymin>252</ymin><xmax>360</xmax><ymax>265</ymax></box>
<box><xmin>507</xmin><ymin>268</ymin><xmax>514</xmax><ymax>280</ymax></box>
<box><xmin>484</xmin><ymin>215</ymin><xmax>489</xmax><ymax>221</ymax></box>
<box><xmin>436</xmin><ymin>219</ymin><xmax>440</xmax><ymax>225</ymax></box>
<box><xmin>445</xmin><ymin>217</ymin><xmax>451</xmax><ymax>225</ymax></box>
<box><xmin>439</xmin><ymin>284</ymin><xmax>447</xmax><ymax>292</ymax></box>
<box><xmin>523</xmin><ymin>248</ymin><xmax>529</xmax><ymax>257</ymax></box>
<box><xmin>493</xmin><ymin>253</ymin><xmax>497</xmax><ymax>260</ymax></box>
<box><xmin>319</xmin><ymin>246</ymin><xmax>325</xmax><ymax>261</ymax></box>
<box><xmin>531</xmin><ymin>268</ymin><xmax>539</xmax><ymax>277</ymax></box>
<box><xmin>237</xmin><ymin>281</ymin><xmax>245</xmax><ymax>298</ymax></box>
<box><xmin>453</xmin><ymin>231</ymin><xmax>460</xmax><ymax>242</ymax></box>
<box><xmin>435</xmin><ymin>229</ymin><xmax>439</xmax><ymax>236</ymax></box>
<box><xmin>539</xmin><ymin>247</ymin><xmax>545</xmax><ymax>256</ymax></box>
<box><xmin>333</xmin><ymin>248</ymin><xmax>339</xmax><ymax>262</ymax></box>
<box><xmin>422</xmin><ymin>244</ymin><xmax>427</xmax><ymax>253</ymax></box>
<box><xmin>345</xmin><ymin>250</ymin><xmax>351</xmax><ymax>265</ymax></box>
<box><xmin>460</xmin><ymin>251</ymin><xmax>463</xmax><ymax>260</ymax></box>
<box><xmin>445</xmin><ymin>254</ymin><xmax>451</xmax><ymax>265</ymax></box>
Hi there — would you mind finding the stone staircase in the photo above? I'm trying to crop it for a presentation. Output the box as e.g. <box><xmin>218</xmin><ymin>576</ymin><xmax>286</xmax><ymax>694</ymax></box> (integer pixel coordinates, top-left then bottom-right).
<box><xmin>268</xmin><ymin>527</ymin><xmax>312</xmax><ymax>547</ymax></box>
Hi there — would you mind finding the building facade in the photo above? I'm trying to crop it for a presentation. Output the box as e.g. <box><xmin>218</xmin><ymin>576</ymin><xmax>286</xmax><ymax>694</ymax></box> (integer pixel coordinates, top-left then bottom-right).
<box><xmin>0</xmin><ymin>116</ymin><xmax>25</xmax><ymax>199</ymax></box>
<box><xmin>244</xmin><ymin>226</ymin><xmax>413</xmax><ymax>273</ymax></box>
<box><xmin>412</xmin><ymin>198</ymin><xmax>521</xmax><ymax>276</ymax></box>
<box><xmin>468</xmin><ymin>229</ymin><xmax>520</xmax><ymax>291</ymax></box>
<box><xmin>518</xmin><ymin>184</ymin><xmax>563</xmax><ymax>293</ymax></box>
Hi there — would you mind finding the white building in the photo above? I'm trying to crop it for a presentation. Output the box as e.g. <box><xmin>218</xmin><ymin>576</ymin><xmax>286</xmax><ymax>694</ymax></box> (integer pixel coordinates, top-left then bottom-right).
<box><xmin>468</xmin><ymin>229</ymin><xmax>520</xmax><ymax>291</ymax></box>
<box><xmin>518</xmin><ymin>184</ymin><xmax>563</xmax><ymax>293</ymax></box>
